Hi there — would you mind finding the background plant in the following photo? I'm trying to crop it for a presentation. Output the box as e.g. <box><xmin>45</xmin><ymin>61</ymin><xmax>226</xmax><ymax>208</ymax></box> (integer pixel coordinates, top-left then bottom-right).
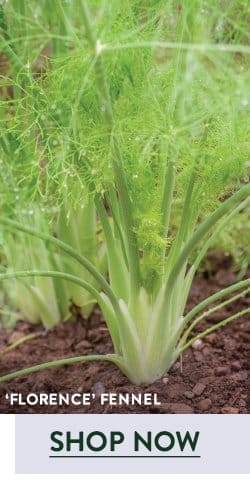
<box><xmin>0</xmin><ymin>0</ymin><xmax>249</xmax><ymax>384</ymax></box>
<box><xmin>0</xmin><ymin>0</ymin><xmax>107</xmax><ymax>329</ymax></box>
<box><xmin>1</xmin><ymin>201</ymin><xmax>106</xmax><ymax>329</ymax></box>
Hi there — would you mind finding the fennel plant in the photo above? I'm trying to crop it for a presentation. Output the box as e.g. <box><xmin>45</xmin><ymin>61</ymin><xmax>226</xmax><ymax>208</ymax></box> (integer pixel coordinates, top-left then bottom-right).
<box><xmin>1</xmin><ymin>201</ymin><xmax>106</xmax><ymax>328</ymax></box>
<box><xmin>0</xmin><ymin>0</ymin><xmax>249</xmax><ymax>384</ymax></box>
<box><xmin>0</xmin><ymin>0</ymin><xmax>106</xmax><ymax>328</ymax></box>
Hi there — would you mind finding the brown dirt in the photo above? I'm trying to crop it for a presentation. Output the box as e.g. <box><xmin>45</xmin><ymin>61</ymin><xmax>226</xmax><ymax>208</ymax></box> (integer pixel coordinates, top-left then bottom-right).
<box><xmin>0</xmin><ymin>258</ymin><xmax>249</xmax><ymax>414</ymax></box>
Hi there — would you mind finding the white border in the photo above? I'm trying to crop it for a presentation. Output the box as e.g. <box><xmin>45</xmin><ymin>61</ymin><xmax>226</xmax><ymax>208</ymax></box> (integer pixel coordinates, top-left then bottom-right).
<box><xmin>0</xmin><ymin>414</ymin><xmax>14</xmax><ymax>475</ymax></box>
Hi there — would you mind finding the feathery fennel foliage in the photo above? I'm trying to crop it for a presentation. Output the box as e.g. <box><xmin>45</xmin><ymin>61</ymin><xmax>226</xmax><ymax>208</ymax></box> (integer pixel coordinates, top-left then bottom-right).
<box><xmin>0</xmin><ymin>0</ymin><xmax>249</xmax><ymax>383</ymax></box>
<box><xmin>0</xmin><ymin>1</ymin><xmax>107</xmax><ymax>326</ymax></box>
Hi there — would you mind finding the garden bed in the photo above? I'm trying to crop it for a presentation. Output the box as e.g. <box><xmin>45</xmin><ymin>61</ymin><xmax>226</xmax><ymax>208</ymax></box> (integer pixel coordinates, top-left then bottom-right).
<box><xmin>0</xmin><ymin>256</ymin><xmax>249</xmax><ymax>414</ymax></box>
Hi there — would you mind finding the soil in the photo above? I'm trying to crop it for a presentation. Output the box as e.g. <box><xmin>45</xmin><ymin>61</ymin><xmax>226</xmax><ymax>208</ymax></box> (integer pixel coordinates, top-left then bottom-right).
<box><xmin>0</xmin><ymin>254</ymin><xmax>249</xmax><ymax>414</ymax></box>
